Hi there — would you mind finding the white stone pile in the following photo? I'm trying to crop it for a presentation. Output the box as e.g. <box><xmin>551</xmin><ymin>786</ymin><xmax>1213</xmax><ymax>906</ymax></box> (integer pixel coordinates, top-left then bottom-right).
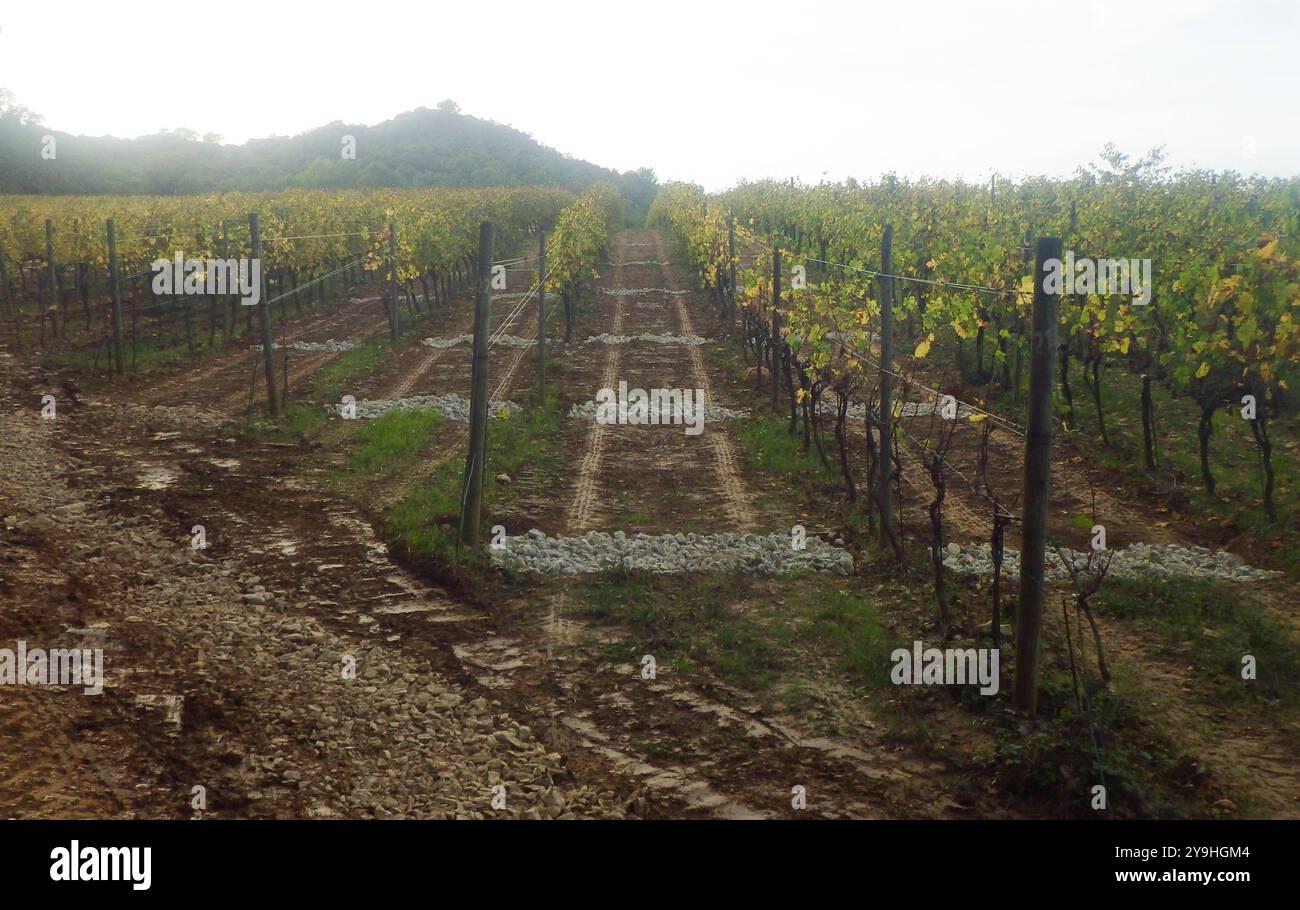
<box><xmin>940</xmin><ymin>541</ymin><xmax>1282</xmax><ymax>583</ymax></box>
<box><xmin>584</xmin><ymin>333</ymin><xmax>709</xmax><ymax>346</ymax></box>
<box><xmin>492</xmin><ymin>530</ymin><xmax>854</xmax><ymax>576</ymax></box>
<box><xmin>421</xmin><ymin>334</ymin><xmax>537</xmax><ymax>350</ymax></box>
<box><xmin>335</xmin><ymin>393</ymin><xmax>521</xmax><ymax>423</ymax></box>
<box><xmin>420</xmin><ymin>334</ymin><xmax>473</xmax><ymax>349</ymax></box>
<box><xmin>601</xmin><ymin>288</ymin><xmax>688</xmax><ymax>297</ymax></box>
<box><xmin>257</xmin><ymin>339</ymin><xmax>359</xmax><ymax>353</ymax></box>
<box><xmin>567</xmin><ymin>399</ymin><xmax>748</xmax><ymax>423</ymax></box>
<box><xmin>491</xmin><ymin>334</ymin><xmax>538</xmax><ymax>348</ymax></box>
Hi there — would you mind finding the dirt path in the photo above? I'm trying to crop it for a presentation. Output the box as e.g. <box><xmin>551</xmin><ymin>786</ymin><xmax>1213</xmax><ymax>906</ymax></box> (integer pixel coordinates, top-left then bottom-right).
<box><xmin>566</xmin><ymin>235</ymin><xmax>628</xmax><ymax>532</ymax></box>
<box><xmin>471</xmin><ymin>229</ymin><xmax>955</xmax><ymax>818</ymax></box>
<box><xmin>555</xmin><ymin>229</ymin><xmax>767</xmax><ymax>535</ymax></box>
<box><xmin>133</xmin><ymin>292</ymin><xmax>390</xmax><ymax>411</ymax></box>
<box><xmin>0</xmin><ymin>369</ymin><xmax>637</xmax><ymax>818</ymax></box>
<box><xmin>656</xmin><ymin>233</ymin><xmax>758</xmax><ymax>531</ymax></box>
<box><xmin>18</xmin><ymin>227</ymin><xmax>1272</xmax><ymax>821</ymax></box>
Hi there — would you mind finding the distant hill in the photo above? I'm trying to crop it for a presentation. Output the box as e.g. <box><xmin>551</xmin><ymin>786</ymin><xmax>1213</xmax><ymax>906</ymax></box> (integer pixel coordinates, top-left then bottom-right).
<box><xmin>0</xmin><ymin>96</ymin><xmax>657</xmax><ymax>221</ymax></box>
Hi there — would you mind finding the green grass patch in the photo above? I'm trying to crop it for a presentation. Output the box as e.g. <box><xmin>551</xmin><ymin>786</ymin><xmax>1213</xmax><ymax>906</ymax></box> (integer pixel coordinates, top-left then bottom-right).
<box><xmin>981</xmin><ymin>663</ymin><xmax>1221</xmax><ymax>818</ymax></box>
<box><xmin>738</xmin><ymin>416</ymin><xmax>835</xmax><ymax>478</ymax></box>
<box><xmin>310</xmin><ymin>334</ymin><xmax>391</xmax><ymax>402</ymax></box>
<box><xmin>1096</xmin><ymin>576</ymin><xmax>1300</xmax><ymax>724</ymax></box>
<box><xmin>381</xmin><ymin>390</ymin><xmax>563</xmax><ymax>571</ymax></box>
<box><xmin>569</xmin><ymin>573</ymin><xmax>786</xmax><ymax>689</ymax></box>
<box><xmin>346</xmin><ymin>407</ymin><xmax>447</xmax><ymax>476</ymax></box>
<box><xmin>565</xmin><ymin>570</ymin><xmax>891</xmax><ymax>699</ymax></box>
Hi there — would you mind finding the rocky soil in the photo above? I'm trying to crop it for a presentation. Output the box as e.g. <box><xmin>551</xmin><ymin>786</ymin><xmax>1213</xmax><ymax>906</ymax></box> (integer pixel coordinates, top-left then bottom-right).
<box><xmin>493</xmin><ymin>529</ymin><xmax>854</xmax><ymax>576</ymax></box>
<box><xmin>338</xmin><ymin>392</ymin><xmax>522</xmax><ymax>422</ymax></box>
<box><xmin>941</xmin><ymin>541</ymin><xmax>1281</xmax><ymax>583</ymax></box>
<box><xmin>0</xmin><ymin>408</ymin><xmax>627</xmax><ymax>819</ymax></box>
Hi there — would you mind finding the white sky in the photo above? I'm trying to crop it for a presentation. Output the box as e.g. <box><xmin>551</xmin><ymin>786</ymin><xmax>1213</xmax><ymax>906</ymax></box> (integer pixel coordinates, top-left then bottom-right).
<box><xmin>2</xmin><ymin>0</ymin><xmax>1296</xmax><ymax>190</ymax></box>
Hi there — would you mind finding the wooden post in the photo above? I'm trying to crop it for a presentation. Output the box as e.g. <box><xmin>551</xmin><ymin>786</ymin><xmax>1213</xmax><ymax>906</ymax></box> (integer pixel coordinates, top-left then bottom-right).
<box><xmin>106</xmin><ymin>219</ymin><xmax>124</xmax><ymax>376</ymax></box>
<box><xmin>220</xmin><ymin>221</ymin><xmax>234</xmax><ymax>341</ymax></box>
<box><xmin>45</xmin><ymin>219</ymin><xmax>61</xmax><ymax>340</ymax></box>
<box><xmin>770</xmin><ymin>246</ymin><xmax>781</xmax><ymax>410</ymax></box>
<box><xmin>461</xmin><ymin>221</ymin><xmax>494</xmax><ymax>547</ymax></box>
<box><xmin>0</xmin><ymin>233</ymin><xmax>16</xmax><ymax>351</ymax></box>
<box><xmin>250</xmin><ymin>213</ymin><xmax>280</xmax><ymax>416</ymax></box>
<box><xmin>536</xmin><ymin>225</ymin><xmax>547</xmax><ymax>402</ymax></box>
<box><xmin>727</xmin><ymin>215</ymin><xmax>737</xmax><ymax>337</ymax></box>
<box><xmin>1014</xmin><ymin>236</ymin><xmax>1063</xmax><ymax>715</ymax></box>
<box><xmin>878</xmin><ymin>224</ymin><xmax>895</xmax><ymax>547</ymax></box>
<box><xmin>387</xmin><ymin>221</ymin><xmax>399</xmax><ymax>342</ymax></box>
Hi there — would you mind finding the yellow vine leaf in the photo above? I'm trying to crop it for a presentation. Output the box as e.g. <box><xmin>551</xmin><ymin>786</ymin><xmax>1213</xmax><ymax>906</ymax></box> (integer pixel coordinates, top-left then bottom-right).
<box><xmin>913</xmin><ymin>338</ymin><xmax>932</xmax><ymax>359</ymax></box>
<box><xmin>1195</xmin><ymin>362</ymin><xmax>1211</xmax><ymax>379</ymax></box>
<box><xmin>968</xmin><ymin>412</ymin><xmax>988</xmax><ymax>423</ymax></box>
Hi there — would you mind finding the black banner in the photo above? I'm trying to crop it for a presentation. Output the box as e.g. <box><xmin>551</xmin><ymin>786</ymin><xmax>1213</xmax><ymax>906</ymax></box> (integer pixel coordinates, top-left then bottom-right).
<box><xmin>2</xmin><ymin>819</ymin><xmax>1282</xmax><ymax>896</ymax></box>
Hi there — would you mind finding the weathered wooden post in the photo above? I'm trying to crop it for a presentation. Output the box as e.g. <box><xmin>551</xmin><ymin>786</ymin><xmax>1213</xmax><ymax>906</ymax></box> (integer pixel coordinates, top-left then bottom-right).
<box><xmin>387</xmin><ymin>221</ymin><xmax>400</xmax><ymax>342</ymax></box>
<box><xmin>45</xmin><ymin>219</ymin><xmax>61</xmax><ymax>340</ymax></box>
<box><xmin>727</xmin><ymin>215</ymin><xmax>737</xmax><ymax>337</ymax></box>
<box><xmin>249</xmin><ymin>212</ymin><xmax>280</xmax><ymax>416</ymax></box>
<box><xmin>0</xmin><ymin>232</ymin><xmax>17</xmax><ymax>350</ymax></box>
<box><xmin>1014</xmin><ymin>235</ymin><xmax>1063</xmax><ymax>715</ymax></box>
<box><xmin>771</xmin><ymin>246</ymin><xmax>781</xmax><ymax>410</ymax></box>
<box><xmin>536</xmin><ymin>222</ymin><xmax>548</xmax><ymax>402</ymax></box>
<box><xmin>106</xmin><ymin>219</ymin><xmax>124</xmax><ymax>376</ymax></box>
<box><xmin>461</xmin><ymin>221</ymin><xmax>495</xmax><ymax>547</ymax></box>
<box><xmin>878</xmin><ymin>224</ymin><xmax>895</xmax><ymax>548</ymax></box>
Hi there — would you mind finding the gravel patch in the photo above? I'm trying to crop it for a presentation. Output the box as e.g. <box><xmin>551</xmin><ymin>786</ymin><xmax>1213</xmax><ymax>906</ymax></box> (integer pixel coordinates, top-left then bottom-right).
<box><xmin>584</xmin><ymin>333</ymin><xmax>710</xmax><ymax>346</ymax></box>
<box><xmin>420</xmin><ymin>334</ymin><xmax>473</xmax><ymax>349</ymax></box>
<box><xmin>336</xmin><ymin>393</ymin><xmax>521</xmax><ymax>422</ymax></box>
<box><xmin>257</xmin><ymin>339</ymin><xmax>359</xmax><ymax>353</ymax></box>
<box><xmin>421</xmin><ymin>334</ymin><xmax>536</xmax><ymax>350</ymax></box>
<box><xmin>601</xmin><ymin>288</ymin><xmax>689</xmax><ymax>297</ymax></box>
<box><xmin>567</xmin><ymin>399</ymin><xmax>748</xmax><ymax>423</ymax></box>
<box><xmin>941</xmin><ymin>541</ymin><xmax>1281</xmax><ymax>583</ymax></box>
<box><xmin>493</xmin><ymin>529</ymin><xmax>854</xmax><ymax>576</ymax></box>
<box><xmin>490</xmin><ymin>335</ymin><xmax>538</xmax><ymax>348</ymax></box>
<box><xmin>0</xmin><ymin>412</ymin><xmax>626</xmax><ymax>819</ymax></box>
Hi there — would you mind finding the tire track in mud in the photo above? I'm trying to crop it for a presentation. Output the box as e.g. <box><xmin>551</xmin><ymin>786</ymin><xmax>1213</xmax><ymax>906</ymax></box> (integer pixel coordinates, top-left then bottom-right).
<box><xmin>5</xmin><ymin>242</ymin><xmax>950</xmax><ymax>820</ymax></box>
<box><xmin>566</xmin><ymin>236</ymin><xmax>626</xmax><ymax>533</ymax></box>
<box><xmin>656</xmin><ymin>234</ymin><xmax>758</xmax><ymax>532</ymax></box>
<box><xmin>135</xmin><ymin>293</ymin><xmax>387</xmax><ymax>409</ymax></box>
<box><xmin>0</xmin><ymin>384</ymin><xmax>639</xmax><ymax>819</ymax></box>
<box><xmin>504</xmin><ymin>230</ymin><xmax>949</xmax><ymax>818</ymax></box>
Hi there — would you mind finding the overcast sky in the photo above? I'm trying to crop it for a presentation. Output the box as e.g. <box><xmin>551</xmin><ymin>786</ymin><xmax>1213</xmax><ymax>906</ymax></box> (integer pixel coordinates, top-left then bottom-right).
<box><xmin>2</xmin><ymin>0</ymin><xmax>1296</xmax><ymax>190</ymax></box>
